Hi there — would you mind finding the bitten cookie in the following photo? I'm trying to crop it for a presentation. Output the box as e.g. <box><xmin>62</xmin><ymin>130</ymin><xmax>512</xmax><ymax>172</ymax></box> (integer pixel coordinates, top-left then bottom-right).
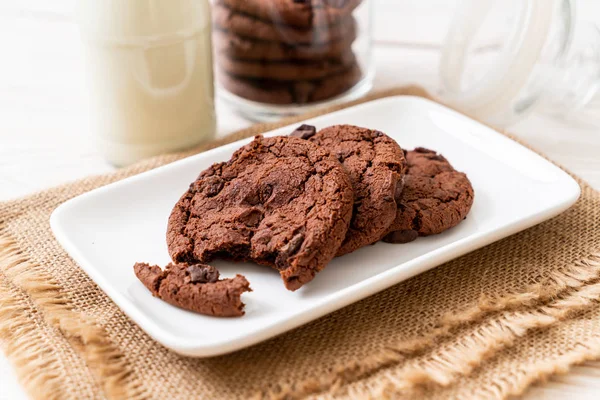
<box><xmin>217</xmin><ymin>0</ymin><xmax>362</xmax><ymax>28</ymax></box>
<box><xmin>214</xmin><ymin>30</ymin><xmax>357</xmax><ymax>62</ymax></box>
<box><xmin>293</xmin><ymin>124</ymin><xmax>407</xmax><ymax>256</ymax></box>
<box><xmin>213</xmin><ymin>4</ymin><xmax>356</xmax><ymax>44</ymax></box>
<box><xmin>217</xmin><ymin>64</ymin><xmax>361</xmax><ymax>104</ymax></box>
<box><xmin>383</xmin><ymin>147</ymin><xmax>474</xmax><ymax>243</ymax></box>
<box><xmin>133</xmin><ymin>262</ymin><xmax>251</xmax><ymax>317</ymax></box>
<box><xmin>167</xmin><ymin>135</ymin><xmax>354</xmax><ymax>291</ymax></box>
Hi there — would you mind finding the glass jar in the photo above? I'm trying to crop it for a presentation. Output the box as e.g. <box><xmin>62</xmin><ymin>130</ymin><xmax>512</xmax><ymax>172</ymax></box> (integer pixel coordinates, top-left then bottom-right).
<box><xmin>211</xmin><ymin>0</ymin><xmax>373</xmax><ymax>121</ymax></box>
<box><xmin>439</xmin><ymin>0</ymin><xmax>600</xmax><ymax>128</ymax></box>
<box><xmin>77</xmin><ymin>0</ymin><xmax>216</xmax><ymax>166</ymax></box>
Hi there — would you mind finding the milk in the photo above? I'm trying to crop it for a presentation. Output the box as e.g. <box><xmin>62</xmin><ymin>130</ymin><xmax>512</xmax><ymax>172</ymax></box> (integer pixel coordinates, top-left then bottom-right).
<box><xmin>77</xmin><ymin>0</ymin><xmax>215</xmax><ymax>166</ymax></box>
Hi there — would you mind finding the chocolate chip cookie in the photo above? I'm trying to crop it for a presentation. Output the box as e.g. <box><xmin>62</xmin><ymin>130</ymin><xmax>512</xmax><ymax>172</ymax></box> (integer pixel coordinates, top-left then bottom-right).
<box><xmin>383</xmin><ymin>148</ymin><xmax>474</xmax><ymax>243</ymax></box>
<box><xmin>218</xmin><ymin>53</ymin><xmax>356</xmax><ymax>81</ymax></box>
<box><xmin>213</xmin><ymin>4</ymin><xmax>356</xmax><ymax>44</ymax></box>
<box><xmin>134</xmin><ymin>262</ymin><xmax>251</xmax><ymax>317</ymax></box>
<box><xmin>293</xmin><ymin>125</ymin><xmax>407</xmax><ymax>256</ymax></box>
<box><xmin>217</xmin><ymin>64</ymin><xmax>361</xmax><ymax>104</ymax></box>
<box><xmin>214</xmin><ymin>30</ymin><xmax>356</xmax><ymax>62</ymax></box>
<box><xmin>167</xmin><ymin>135</ymin><xmax>354</xmax><ymax>291</ymax></box>
<box><xmin>217</xmin><ymin>0</ymin><xmax>362</xmax><ymax>28</ymax></box>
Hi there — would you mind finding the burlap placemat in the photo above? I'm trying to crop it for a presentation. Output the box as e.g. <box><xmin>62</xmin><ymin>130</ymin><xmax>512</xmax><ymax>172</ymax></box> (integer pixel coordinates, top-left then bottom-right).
<box><xmin>1</xmin><ymin>86</ymin><xmax>599</xmax><ymax>400</ymax></box>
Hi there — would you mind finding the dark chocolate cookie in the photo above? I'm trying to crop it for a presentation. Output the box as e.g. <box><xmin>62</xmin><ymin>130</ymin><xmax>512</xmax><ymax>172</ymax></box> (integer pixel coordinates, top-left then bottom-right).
<box><xmin>167</xmin><ymin>135</ymin><xmax>354</xmax><ymax>291</ymax></box>
<box><xmin>213</xmin><ymin>4</ymin><xmax>356</xmax><ymax>44</ymax></box>
<box><xmin>218</xmin><ymin>53</ymin><xmax>356</xmax><ymax>81</ymax></box>
<box><xmin>295</xmin><ymin>125</ymin><xmax>407</xmax><ymax>256</ymax></box>
<box><xmin>217</xmin><ymin>64</ymin><xmax>361</xmax><ymax>104</ymax></box>
<box><xmin>134</xmin><ymin>262</ymin><xmax>251</xmax><ymax>317</ymax></box>
<box><xmin>214</xmin><ymin>30</ymin><xmax>356</xmax><ymax>62</ymax></box>
<box><xmin>217</xmin><ymin>0</ymin><xmax>362</xmax><ymax>28</ymax></box>
<box><xmin>382</xmin><ymin>148</ymin><xmax>474</xmax><ymax>243</ymax></box>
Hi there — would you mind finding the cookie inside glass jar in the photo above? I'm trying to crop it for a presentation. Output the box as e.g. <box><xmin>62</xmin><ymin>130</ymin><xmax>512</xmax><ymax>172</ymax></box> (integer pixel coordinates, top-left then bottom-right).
<box><xmin>212</xmin><ymin>0</ymin><xmax>373</xmax><ymax>117</ymax></box>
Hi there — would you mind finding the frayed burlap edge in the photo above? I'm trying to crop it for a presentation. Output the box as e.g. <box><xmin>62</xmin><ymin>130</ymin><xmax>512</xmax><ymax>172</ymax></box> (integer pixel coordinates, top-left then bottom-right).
<box><xmin>353</xmin><ymin>265</ymin><xmax>600</xmax><ymax>400</ymax></box>
<box><xmin>1</xmin><ymin>85</ymin><xmax>599</xmax><ymax>400</ymax></box>
<box><xmin>483</xmin><ymin>339</ymin><xmax>600</xmax><ymax>399</ymax></box>
<box><xmin>0</xmin><ymin>277</ymin><xmax>66</xmax><ymax>400</ymax></box>
<box><xmin>263</xmin><ymin>255</ymin><xmax>600</xmax><ymax>399</ymax></box>
<box><xmin>0</xmin><ymin>232</ymin><xmax>150</xmax><ymax>400</ymax></box>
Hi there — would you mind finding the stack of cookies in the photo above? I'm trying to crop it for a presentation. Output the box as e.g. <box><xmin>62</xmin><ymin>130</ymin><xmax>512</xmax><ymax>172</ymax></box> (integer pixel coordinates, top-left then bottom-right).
<box><xmin>134</xmin><ymin>124</ymin><xmax>475</xmax><ymax>317</ymax></box>
<box><xmin>213</xmin><ymin>0</ymin><xmax>363</xmax><ymax>104</ymax></box>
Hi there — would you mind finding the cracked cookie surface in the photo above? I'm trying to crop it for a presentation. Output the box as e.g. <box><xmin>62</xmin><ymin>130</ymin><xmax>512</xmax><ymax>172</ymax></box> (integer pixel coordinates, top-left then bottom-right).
<box><xmin>296</xmin><ymin>125</ymin><xmax>406</xmax><ymax>256</ymax></box>
<box><xmin>167</xmin><ymin>135</ymin><xmax>354</xmax><ymax>291</ymax></box>
<box><xmin>134</xmin><ymin>262</ymin><xmax>251</xmax><ymax>317</ymax></box>
<box><xmin>383</xmin><ymin>147</ymin><xmax>474</xmax><ymax>243</ymax></box>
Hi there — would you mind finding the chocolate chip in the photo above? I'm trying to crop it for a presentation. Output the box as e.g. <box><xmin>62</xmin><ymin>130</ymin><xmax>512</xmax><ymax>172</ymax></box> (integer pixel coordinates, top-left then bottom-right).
<box><xmin>383</xmin><ymin>230</ymin><xmax>418</xmax><ymax>244</ymax></box>
<box><xmin>187</xmin><ymin>264</ymin><xmax>220</xmax><ymax>283</ymax></box>
<box><xmin>242</xmin><ymin>190</ymin><xmax>261</xmax><ymax>205</ymax></box>
<box><xmin>260</xmin><ymin>184</ymin><xmax>273</xmax><ymax>202</ymax></box>
<box><xmin>283</xmin><ymin>233</ymin><xmax>305</xmax><ymax>257</ymax></box>
<box><xmin>293</xmin><ymin>0</ymin><xmax>309</xmax><ymax>3</ymax></box>
<box><xmin>414</xmin><ymin>147</ymin><xmax>436</xmax><ymax>154</ymax></box>
<box><xmin>290</xmin><ymin>124</ymin><xmax>317</xmax><ymax>140</ymax></box>
<box><xmin>413</xmin><ymin>147</ymin><xmax>446</xmax><ymax>161</ymax></box>
<box><xmin>412</xmin><ymin>214</ymin><xmax>421</xmax><ymax>231</ymax></box>
<box><xmin>430</xmin><ymin>154</ymin><xmax>447</xmax><ymax>162</ymax></box>
<box><xmin>203</xmin><ymin>176</ymin><xmax>224</xmax><ymax>197</ymax></box>
<box><xmin>276</xmin><ymin>233</ymin><xmax>305</xmax><ymax>269</ymax></box>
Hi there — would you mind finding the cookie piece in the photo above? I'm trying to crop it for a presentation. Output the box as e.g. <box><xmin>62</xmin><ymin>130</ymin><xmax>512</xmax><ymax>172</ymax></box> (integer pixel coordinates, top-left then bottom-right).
<box><xmin>382</xmin><ymin>148</ymin><xmax>474</xmax><ymax>243</ymax></box>
<box><xmin>301</xmin><ymin>125</ymin><xmax>407</xmax><ymax>256</ymax></box>
<box><xmin>217</xmin><ymin>64</ymin><xmax>361</xmax><ymax>104</ymax></box>
<box><xmin>217</xmin><ymin>0</ymin><xmax>363</xmax><ymax>28</ymax></box>
<box><xmin>134</xmin><ymin>262</ymin><xmax>251</xmax><ymax>317</ymax></box>
<box><xmin>167</xmin><ymin>135</ymin><xmax>354</xmax><ymax>291</ymax></box>
<box><xmin>214</xmin><ymin>30</ymin><xmax>357</xmax><ymax>62</ymax></box>
<box><xmin>218</xmin><ymin>53</ymin><xmax>356</xmax><ymax>81</ymax></box>
<box><xmin>213</xmin><ymin>4</ymin><xmax>356</xmax><ymax>44</ymax></box>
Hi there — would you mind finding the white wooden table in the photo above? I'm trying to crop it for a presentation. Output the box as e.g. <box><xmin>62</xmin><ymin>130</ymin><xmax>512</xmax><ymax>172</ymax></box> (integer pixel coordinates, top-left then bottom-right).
<box><xmin>1</xmin><ymin>1</ymin><xmax>600</xmax><ymax>399</ymax></box>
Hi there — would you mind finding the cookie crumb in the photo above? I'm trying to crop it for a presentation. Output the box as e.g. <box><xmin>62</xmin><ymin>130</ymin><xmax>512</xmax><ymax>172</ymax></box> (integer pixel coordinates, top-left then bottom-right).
<box><xmin>134</xmin><ymin>262</ymin><xmax>251</xmax><ymax>317</ymax></box>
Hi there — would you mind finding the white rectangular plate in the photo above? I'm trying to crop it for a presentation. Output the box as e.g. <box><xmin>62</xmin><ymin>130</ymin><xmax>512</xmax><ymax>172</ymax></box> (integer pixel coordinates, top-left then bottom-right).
<box><xmin>51</xmin><ymin>96</ymin><xmax>580</xmax><ymax>357</ymax></box>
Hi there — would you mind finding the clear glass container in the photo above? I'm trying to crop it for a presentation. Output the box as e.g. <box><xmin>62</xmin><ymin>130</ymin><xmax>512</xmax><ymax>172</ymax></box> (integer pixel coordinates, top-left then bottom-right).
<box><xmin>211</xmin><ymin>0</ymin><xmax>373</xmax><ymax>121</ymax></box>
<box><xmin>77</xmin><ymin>0</ymin><xmax>216</xmax><ymax>166</ymax></box>
<box><xmin>439</xmin><ymin>0</ymin><xmax>600</xmax><ymax>128</ymax></box>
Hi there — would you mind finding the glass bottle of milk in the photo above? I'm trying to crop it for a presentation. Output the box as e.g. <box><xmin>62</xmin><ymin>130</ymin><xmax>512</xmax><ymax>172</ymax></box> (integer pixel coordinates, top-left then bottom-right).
<box><xmin>77</xmin><ymin>0</ymin><xmax>216</xmax><ymax>166</ymax></box>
